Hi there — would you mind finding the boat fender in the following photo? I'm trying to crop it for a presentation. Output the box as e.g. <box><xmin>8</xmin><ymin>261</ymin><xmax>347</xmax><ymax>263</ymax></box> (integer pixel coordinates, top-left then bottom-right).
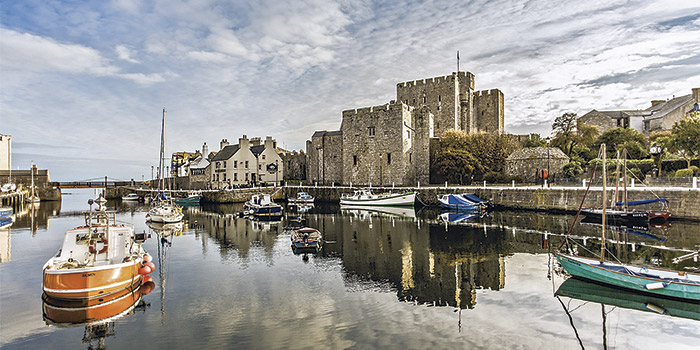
<box><xmin>143</xmin><ymin>276</ymin><xmax>153</xmax><ymax>283</ymax></box>
<box><xmin>143</xmin><ymin>254</ymin><xmax>153</xmax><ymax>263</ymax></box>
<box><xmin>88</xmin><ymin>239</ymin><xmax>109</xmax><ymax>254</ymax></box>
<box><xmin>140</xmin><ymin>281</ymin><xmax>155</xmax><ymax>295</ymax></box>
<box><xmin>644</xmin><ymin>282</ymin><xmax>667</xmax><ymax>290</ymax></box>
<box><xmin>138</xmin><ymin>265</ymin><xmax>152</xmax><ymax>275</ymax></box>
<box><xmin>644</xmin><ymin>303</ymin><xmax>667</xmax><ymax>314</ymax></box>
<box><xmin>144</xmin><ymin>261</ymin><xmax>156</xmax><ymax>271</ymax></box>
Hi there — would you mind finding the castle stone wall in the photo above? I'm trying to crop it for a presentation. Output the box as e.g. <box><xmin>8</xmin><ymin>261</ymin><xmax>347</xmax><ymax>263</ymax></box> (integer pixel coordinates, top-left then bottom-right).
<box><xmin>307</xmin><ymin>131</ymin><xmax>343</xmax><ymax>185</ymax></box>
<box><xmin>473</xmin><ymin>89</ymin><xmax>504</xmax><ymax>134</ymax></box>
<box><xmin>341</xmin><ymin>103</ymin><xmax>412</xmax><ymax>186</ymax></box>
<box><xmin>396</xmin><ymin>72</ymin><xmax>474</xmax><ymax>137</ymax></box>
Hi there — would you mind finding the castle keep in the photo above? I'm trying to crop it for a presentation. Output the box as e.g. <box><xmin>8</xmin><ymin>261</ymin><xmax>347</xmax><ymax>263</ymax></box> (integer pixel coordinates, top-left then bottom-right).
<box><xmin>307</xmin><ymin>71</ymin><xmax>504</xmax><ymax>186</ymax></box>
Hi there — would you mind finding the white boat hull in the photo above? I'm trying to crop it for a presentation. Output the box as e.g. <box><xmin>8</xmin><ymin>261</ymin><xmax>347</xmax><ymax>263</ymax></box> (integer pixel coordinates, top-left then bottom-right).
<box><xmin>340</xmin><ymin>192</ymin><xmax>415</xmax><ymax>207</ymax></box>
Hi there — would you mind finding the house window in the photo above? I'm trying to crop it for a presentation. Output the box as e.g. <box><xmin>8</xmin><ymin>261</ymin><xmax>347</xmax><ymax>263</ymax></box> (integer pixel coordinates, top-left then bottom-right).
<box><xmin>245</xmin><ymin>173</ymin><xmax>249</xmax><ymax>180</ymax></box>
<box><xmin>368</xmin><ymin>127</ymin><xmax>375</xmax><ymax>137</ymax></box>
<box><xmin>262</xmin><ymin>155</ymin><xmax>266</xmax><ymax>160</ymax></box>
<box><xmin>234</xmin><ymin>173</ymin><xmax>238</xmax><ymax>181</ymax></box>
<box><xmin>353</xmin><ymin>155</ymin><xmax>357</xmax><ymax>166</ymax></box>
<box><xmin>387</xmin><ymin>153</ymin><xmax>391</xmax><ymax>165</ymax></box>
<box><xmin>234</xmin><ymin>160</ymin><xmax>238</xmax><ymax>168</ymax></box>
<box><xmin>223</xmin><ymin>173</ymin><xmax>226</xmax><ymax>181</ymax></box>
<box><xmin>245</xmin><ymin>161</ymin><xmax>249</xmax><ymax>168</ymax></box>
<box><xmin>259</xmin><ymin>164</ymin><xmax>262</xmax><ymax>170</ymax></box>
<box><xmin>644</xmin><ymin>120</ymin><xmax>650</xmax><ymax>130</ymax></box>
<box><xmin>223</xmin><ymin>162</ymin><xmax>226</xmax><ymax>168</ymax></box>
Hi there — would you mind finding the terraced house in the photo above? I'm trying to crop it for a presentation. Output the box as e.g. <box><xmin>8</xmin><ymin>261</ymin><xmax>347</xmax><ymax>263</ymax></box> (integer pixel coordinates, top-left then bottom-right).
<box><xmin>209</xmin><ymin>135</ymin><xmax>283</xmax><ymax>188</ymax></box>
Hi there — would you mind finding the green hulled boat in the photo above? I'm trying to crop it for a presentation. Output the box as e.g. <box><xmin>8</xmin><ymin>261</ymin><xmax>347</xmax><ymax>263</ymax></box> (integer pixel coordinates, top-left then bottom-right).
<box><xmin>556</xmin><ymin>277</ymin><xmax>700</xmax><ymax>320</ymax></box>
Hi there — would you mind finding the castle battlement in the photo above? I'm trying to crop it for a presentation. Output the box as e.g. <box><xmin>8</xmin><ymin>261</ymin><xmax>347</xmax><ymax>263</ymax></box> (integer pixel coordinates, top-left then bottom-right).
<box><xmin>474</xmin><ymin>89</ymin><xmax>502</xmax><ymax>97</ymax></box>
<box><xmin>396</xmin><ymin>72</ymin><xmax>474</xmax><ymax>89</ymax></box>
<box><xmin>342</xmin><ymin>102</ymin><xmax>411</xmax><ymax>118</ymax></box>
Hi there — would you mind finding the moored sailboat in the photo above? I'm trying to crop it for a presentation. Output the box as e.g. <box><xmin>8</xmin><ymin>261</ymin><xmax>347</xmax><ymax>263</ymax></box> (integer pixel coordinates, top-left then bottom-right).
<box><xmin>340</xmin><ymin>188</ymin><xmax>415</xmax><ymax>206</ymax></box>
<box><xmin>555</xmin><ymin>144</ymin><xmax>700</xmax><ymax>302</ymax></box>
<box><xmin>146</xmin><ymin>108</ymin><xmax>184</xmax><ymax>224</ymax></box>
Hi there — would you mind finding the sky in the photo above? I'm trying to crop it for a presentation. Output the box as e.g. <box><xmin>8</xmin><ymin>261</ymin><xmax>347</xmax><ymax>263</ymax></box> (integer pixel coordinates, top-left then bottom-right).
<box><xmin>1</xmin><ymin>0</ymin><xmax>699</xmax><ymax>181</ymax></box>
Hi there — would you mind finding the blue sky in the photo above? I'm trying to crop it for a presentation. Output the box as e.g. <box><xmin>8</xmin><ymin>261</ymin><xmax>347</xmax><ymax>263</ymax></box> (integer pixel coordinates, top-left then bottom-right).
<box><xmin>1</xmin><ymin>0</ymin><xmax>699</xmax><ymax>181</ymax></box>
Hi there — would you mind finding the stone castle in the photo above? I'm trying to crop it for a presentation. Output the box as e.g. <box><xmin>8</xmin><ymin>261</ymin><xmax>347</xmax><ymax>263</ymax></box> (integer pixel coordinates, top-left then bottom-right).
<box><xmin>307</xmin><ymin>71</ymin><xmax>504</xmax><ymax>186</ymax></box>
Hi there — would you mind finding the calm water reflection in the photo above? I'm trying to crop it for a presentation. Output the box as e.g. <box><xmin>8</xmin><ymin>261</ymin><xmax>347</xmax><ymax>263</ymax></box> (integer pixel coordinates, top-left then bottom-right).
<box><xmin>0</xmin><ymin>189</ymin><xmax>698</xmax><ymax>349</ymax></box>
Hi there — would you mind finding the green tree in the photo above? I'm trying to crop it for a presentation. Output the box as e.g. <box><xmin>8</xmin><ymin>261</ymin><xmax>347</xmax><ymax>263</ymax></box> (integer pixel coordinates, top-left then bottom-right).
<box><xmin>551</xmin><ymin>112</ymin><xmax>578</xmax><ymax>157</ymax></box>
<box><xmin>430</xmin><ymin>130</ymin><xmax>521</xmax><ymax>183</ymax></box>
<box><xmin>669</xmin><ymin>114</ymin><xmax>700</xmax><ymax>168</ymax></box>
<box><xmin>594</xmin><ymin>127</ymin><xmax>648</xmax><ymax>159</ymax></box>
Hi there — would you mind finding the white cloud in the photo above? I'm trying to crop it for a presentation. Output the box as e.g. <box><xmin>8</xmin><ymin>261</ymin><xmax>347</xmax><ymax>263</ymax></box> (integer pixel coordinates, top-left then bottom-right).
<box><xmin>115</xmin><ymin>44</ymin><xmax>140</xmax><ymax>63</ymax></box>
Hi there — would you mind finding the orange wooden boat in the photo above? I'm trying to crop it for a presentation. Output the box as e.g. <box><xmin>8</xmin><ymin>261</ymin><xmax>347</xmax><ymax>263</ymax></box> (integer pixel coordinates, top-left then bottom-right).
<box><xmin>42</xmin><ymin>195</ymin><xmax>151</xmax><ymax>300</ymax></box>
<box><xmin>42</xmin><ymin>285</ymin><xmax>143</xmax><ymax>325</ymax></box>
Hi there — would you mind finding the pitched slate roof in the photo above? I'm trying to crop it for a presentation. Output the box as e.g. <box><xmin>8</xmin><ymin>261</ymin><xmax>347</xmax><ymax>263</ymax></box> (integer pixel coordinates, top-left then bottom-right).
<box><xmin>210</xmin><ymin>145</ymin><xmax>240</xmax><ymax>161</ymax></box>
<box><xmin>250</xmin><ymin>145</ymin><xmax>265</xmax><ymax>156</ymax></box>
<box><xmin>506</xmin><ymin>147</ymin><xmax>569</xmax><ymax>161</ymax></box>
<box><xmin>643</xmin><ymin>94</ymin><xmax>693</xmax><ymax>121</ymax></box>
<box><xmin>312</xmin><ymin>130</ymin><xmax>342</xmax><ymax>138</ymax></box>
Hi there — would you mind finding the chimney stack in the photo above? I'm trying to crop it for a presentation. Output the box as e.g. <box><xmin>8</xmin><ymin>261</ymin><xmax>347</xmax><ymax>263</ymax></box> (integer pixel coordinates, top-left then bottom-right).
<box><xmin>239</xmin><ymin>135</ymin><xmax>249</xmax><ymax>150</ymax></box>
<box><xmin>220</xmin><ymin>139</ymin><xmax>229</xmax><ymax>150</ymax></box>
<box><xmin>202</xmin><ymin>142</ymin><xmax>209</xmax><ymax>156</ymax></box>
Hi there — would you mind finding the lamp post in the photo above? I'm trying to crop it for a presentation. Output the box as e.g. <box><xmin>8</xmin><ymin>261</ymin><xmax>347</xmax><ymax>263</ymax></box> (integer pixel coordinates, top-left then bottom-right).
<box><xmin>650</xmin><ymin>143</ymin><xmax>662</xmax><ymax>177</ymax></box>
<box><xmin>275</xmin><ymin>160</ymin><xmax>279</xmax><ymax>186</ymax></box>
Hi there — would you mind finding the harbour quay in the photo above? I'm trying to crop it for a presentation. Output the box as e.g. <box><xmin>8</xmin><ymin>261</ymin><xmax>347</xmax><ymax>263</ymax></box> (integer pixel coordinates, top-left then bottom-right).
<box><xmin>106</xmin><ymin>184</ymin><xmax>700</xmax><ymax>220</ymax></box>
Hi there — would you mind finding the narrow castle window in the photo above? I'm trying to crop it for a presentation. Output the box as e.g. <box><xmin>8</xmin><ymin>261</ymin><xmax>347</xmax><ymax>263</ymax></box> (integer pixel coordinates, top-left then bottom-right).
<box><xmin>353</xmin><ymin>155</ymin><xmax>357</xmax><ymax>166</ymax></box>
<box><xmin>387</xmin><ymin>153</ymin><xmax>391</xmax><ymax>165</ymax></box>
<box><xmin>423</xmin><ymin>96</ymin><xmax>426</xmax><ymax>103</ymax></box>
<box><xmin>368</xmin><ymin>127</ymin><xmax>375</xmax><ymax>136</ymax></box>
<box><xmin>438</xmin><ymin>95</ymin><xmax>441</xmax><ymax>102</ymax></box>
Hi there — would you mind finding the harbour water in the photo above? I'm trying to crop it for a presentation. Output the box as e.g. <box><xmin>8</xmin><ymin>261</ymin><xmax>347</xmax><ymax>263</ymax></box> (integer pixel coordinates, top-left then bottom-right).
<box><xmin>1</xmin><ymin>189</ymin><xmax>699</xmax><ymax>349</ymax></box>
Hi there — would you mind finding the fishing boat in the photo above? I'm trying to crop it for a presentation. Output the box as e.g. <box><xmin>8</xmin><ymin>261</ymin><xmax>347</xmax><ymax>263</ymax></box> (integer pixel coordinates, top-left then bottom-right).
<box><xmin>174</xmin><ymin>192</ymin><xmax>201</xmax><ymax>205</ymax></box>
<box><xmin>42</xmin><ymin>281</ymin><xmax>151</xmax><ymax>325</ymax></box>
<box><xmin>437</xmin><ymin>193</ymin><xmax>489</xmax><ymax>210</ymax></box>
<box><xmin>0</xmin><ymin>206</ymin><xmax>13</xmax><ymax>228</ymax></box>
<box><xmin>121</xmin><ymin>193</ymin><xmax>140</xmax><ymax>201</ymax></box>
<box><xmin>291</xmin><ymin>227</ymin><xmax>322</xmax><ymax>253</ymax></box>
<box><xmin>42</xmin><ymin>195</ymin><xmax>154</xmax><ymax>300</ymax></box>
<box><xmin>146</xmin><ymin>109</ymin><xmax>184</xmax><ymax>224</ymax></box>
<box><xmin>288</xmin><ymin>191</ymin><xmax>315</xmax><ymax>204</ymax></box>
<box><xmin>340</xmin><ymin>189</ymin><xmax>415</xmax><ymax>206</ymax></box>
<box><xmin>245</xmin><ymin>193</ymin><xmax>282</xmax><ymax>220</ymax></box>
<box><xmin>556</xmin><ymin>277</ymin><xmax>700</xmax><ymax>321</ymax></box>
<box><xmin>555</xmin><ymin>144</ymin><xmax>700</xmax><ymax>302</ymax></box>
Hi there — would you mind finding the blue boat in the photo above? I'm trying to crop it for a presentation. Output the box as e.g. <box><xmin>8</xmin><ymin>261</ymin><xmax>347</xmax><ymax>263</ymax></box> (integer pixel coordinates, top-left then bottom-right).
<box><xmin>290</xmin><ymin>227</ymin><xmax>322</xmax><ymax>254</ymax></box>
<box><xmin>437</xmin><ymin>193</ymin><xmax>489</xmax><ymax>210</ymax></box>
<box><xmin>245</xmin><ymin>194</ymin><xmax>282</xmax><ymax>219</ymax></box>
<box><xmin>0</xmin><ymin>206</ymin><xmax>13</xmax><ymax>228</ymax></box>
<box><xmin>439</xmin><ymin>210</ymin><xmax>485</xmax><ymax>224</ymax></box>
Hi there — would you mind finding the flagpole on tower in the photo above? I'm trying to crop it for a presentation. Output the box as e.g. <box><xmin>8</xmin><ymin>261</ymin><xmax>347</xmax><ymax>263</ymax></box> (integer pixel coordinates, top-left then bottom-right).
<box><xmin>457</xmin><ymin>50</ymin><xmax>460</xmax><ymax>73</ymax></box>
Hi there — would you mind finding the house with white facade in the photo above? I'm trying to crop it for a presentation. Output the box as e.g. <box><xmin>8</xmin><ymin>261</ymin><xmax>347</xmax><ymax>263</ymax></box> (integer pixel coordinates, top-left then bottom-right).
<box><xmin>209</xmin><ymin>135</ymin><xmax>284</xmax><ymax>188</ymax></box>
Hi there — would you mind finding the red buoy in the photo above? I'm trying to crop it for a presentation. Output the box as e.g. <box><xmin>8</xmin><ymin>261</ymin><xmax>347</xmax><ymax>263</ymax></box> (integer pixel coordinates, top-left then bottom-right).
<box><xmin>138</xmin><ymin>265</ymin><xmax>152</xmax><ymax>275</ymax></box>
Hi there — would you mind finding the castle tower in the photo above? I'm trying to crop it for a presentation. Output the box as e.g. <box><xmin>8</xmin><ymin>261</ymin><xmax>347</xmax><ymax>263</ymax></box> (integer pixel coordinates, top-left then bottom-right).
<box><xmin>396</xmin><ymin>72</ymin><xmax>474</xmax><ymax>137</ymax></box>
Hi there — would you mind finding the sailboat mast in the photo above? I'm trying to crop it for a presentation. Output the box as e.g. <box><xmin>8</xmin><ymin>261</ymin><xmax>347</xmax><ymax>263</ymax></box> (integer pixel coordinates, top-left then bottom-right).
<box><xmin>623</xmin><ymin>149</ymin><xmax>628</xmax><ymax>212</ymax></box>
<box><xmin>158</xmin><ymin>108</ymin><xmax>166</xmax><ymax>194</ymax></box>
<box><xmin>601</xmin><ymin>144</ymin><xmax>607</xmax><ymax>263</ymax></box>
<box><xmin>613</xmin><ymin>150</ymin><xmax>620</xmax><ymax>210</ymax></box>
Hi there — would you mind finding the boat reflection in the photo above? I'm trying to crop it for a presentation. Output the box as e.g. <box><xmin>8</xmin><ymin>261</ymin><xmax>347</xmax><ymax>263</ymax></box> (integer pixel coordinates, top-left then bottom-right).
<box><xmin>439</xmin><ymin>210</ymin><xmax>486</xmax><ymax>224</ymax></box>
<box><xmin>146</xmin><ymin>221</ymin><xmax>184</xmax><ymax>237</ymax></box>
<box><xmin>42</xmin><ymin>286</ymin><xmax>150</xmax><ymax>349</ymax></box>
<box><xmin>340</xmin><ymin>205</ymin><xmax>416</xmax><ymax>220</ymax></box>
<box><xmin>556</xmin><ymin>277</ymin><xmax>700</xmax><ymax>321</ymax></box>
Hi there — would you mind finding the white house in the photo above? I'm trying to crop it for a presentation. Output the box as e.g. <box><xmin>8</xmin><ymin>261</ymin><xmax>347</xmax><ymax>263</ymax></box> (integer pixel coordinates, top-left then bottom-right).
<box><xmin>209</xmin><ymin>135</ymin><xmax>284</xmax><ymax>188</ymax></box>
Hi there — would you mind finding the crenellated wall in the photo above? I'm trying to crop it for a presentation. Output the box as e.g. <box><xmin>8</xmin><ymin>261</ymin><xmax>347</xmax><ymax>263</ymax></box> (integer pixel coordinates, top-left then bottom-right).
<box><xmin>396</xmin><ymin>72</ymin><xmax>475</xmax><ymax>136</ymax></box>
